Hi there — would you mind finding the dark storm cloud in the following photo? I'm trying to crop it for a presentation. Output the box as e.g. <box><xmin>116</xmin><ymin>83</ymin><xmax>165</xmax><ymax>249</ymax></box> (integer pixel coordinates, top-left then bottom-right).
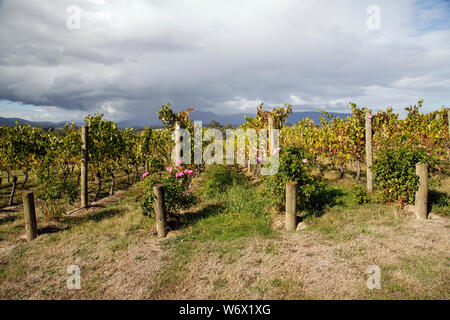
<box><xmin>0</xmin><ymin>0</ymin><xmax>449</xmax><ymax>124</ymax></box>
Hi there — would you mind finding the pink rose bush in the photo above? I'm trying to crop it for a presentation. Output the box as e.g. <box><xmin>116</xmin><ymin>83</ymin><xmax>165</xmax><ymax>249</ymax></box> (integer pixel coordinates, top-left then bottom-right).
<box><xmin>141</xmin><ymin>158</ymin><xmax>196</xmax><ymax>216</ymax></box>
<box><xmin>175</xmin><ymin>171</ymin><xmax>184</xmax><ymax>178</ymax></box>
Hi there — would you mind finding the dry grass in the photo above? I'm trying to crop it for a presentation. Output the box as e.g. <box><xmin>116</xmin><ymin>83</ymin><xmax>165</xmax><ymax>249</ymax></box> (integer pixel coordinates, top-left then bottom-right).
<box><xmin>144</xmin><ymin>210</ymin><xmax>449</xmax><ymax>300</ymax></box>
<box><xmin>0</xmin><ymin>182</ymin><xmax>166</xmax><ymax>299</ymax></box>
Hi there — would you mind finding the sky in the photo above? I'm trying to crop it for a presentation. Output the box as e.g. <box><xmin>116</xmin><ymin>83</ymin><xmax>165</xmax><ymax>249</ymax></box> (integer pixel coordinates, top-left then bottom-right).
<box><xmin>0</xmin><ymin>0</ymin><xmax>449</xmax><ymax>124</ymax></box>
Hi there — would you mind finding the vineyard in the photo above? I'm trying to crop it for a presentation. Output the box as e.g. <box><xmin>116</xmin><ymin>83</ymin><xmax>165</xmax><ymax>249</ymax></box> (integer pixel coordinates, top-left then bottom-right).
<box><xmin>0</xmin><ymin>100</ymin><xmax>449</xmax><ymax>299</ymax></box>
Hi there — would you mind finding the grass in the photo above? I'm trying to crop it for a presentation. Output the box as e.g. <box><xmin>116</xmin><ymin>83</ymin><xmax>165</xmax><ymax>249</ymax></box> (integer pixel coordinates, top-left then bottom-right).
<box><xmin>0</xmin><ymin>181</ymin><xmax>157</xmax><ymax>299</ymax></box>
<box><xmin>0</xmin><ymin>164</ymin><xmax>449</xmax><ymax>299</ymax></box>
<box><xmin>366</xmin><ymin>255</ymin><xmax>449</xmax><ymax>299</ymax></box>
<box><xmin>148</xmin><ymin>165</ymin><xmax>275</xmax><ymax>297</ymax></box>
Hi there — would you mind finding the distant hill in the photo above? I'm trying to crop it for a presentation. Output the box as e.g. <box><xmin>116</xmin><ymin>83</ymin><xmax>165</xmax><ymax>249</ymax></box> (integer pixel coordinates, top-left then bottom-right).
<box><xmin>0</xmin><ymin>111</ymin><xmax>351</xmax><ymax>129</ymax></box>
<box><xmin>0</xmin><ymin>117</ymin><xmax>71</xmax><ymax>128</ymax></box>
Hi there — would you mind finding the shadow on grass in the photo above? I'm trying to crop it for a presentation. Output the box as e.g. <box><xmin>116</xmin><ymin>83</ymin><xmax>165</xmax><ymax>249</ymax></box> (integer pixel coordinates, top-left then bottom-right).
<box><xmin>301</xmin><ymin>185</ymin><xmax>345</xmax><ymax>219</ymax></box>
<box><xmin>428</xmin><ymin>189</ymin><xmax>450</xmax><ymax>216</ymax></box>
<box><xmin>67</xmin><ymin>207</ymin><xmax>125</xmax><ymax>224</ymax></box>
<box><xmin>0</xmin><ymin>214</ymin><xmax>17</xmax><ymax>224</ymax></box>
<box><xmin>179</xmin><ymin>203</ymin><xmax>225</xmax><ymax>228</ymax></box>
<box><xmin>37</xmin><ymin>225</ymin><xmax>67</xmax><ymax>235</ymax></box>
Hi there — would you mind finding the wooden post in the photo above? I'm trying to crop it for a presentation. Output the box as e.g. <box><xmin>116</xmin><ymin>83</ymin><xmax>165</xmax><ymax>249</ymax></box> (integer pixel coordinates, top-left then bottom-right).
<box><xmin>245</xmin><ymin>152</ymin><xmax>249</xmax><ymax>169</ymax></box>
<box><xmin>268</xmin><ymin>115</ymin><xmax>275</xmax><ymax>154</ymax></box>
<box><xmin>81</xmin><ymin>126</ymin><xmax>89</xmax><ymax>208</ymax></box>
<box><xmin>355</xmin><ymin>159</ymin><xmax>361</xmax><ymax>183</ymax></box>
<box><xmin>153</xmin><ymin>184</ymin><xmax>167</xmax><ymax>238</ymax></box>
<box><xmin>415</xmin><ymin>162</ymin><xmax>428</xmax><ymax>220</ymax></box>
<box><xmin>285</xmin><ymin>181</ymin><xmax>298</xmax><ymax>231</ymax></box>
<box><xmin>22</xmin><ymin>191</ymin><xmax>38</xmax><ymax>241</ymax></box>
<box><xmin>174</xmin><ymin>121</ymin><xmax>182</xmax><ymax>161</ymax></box>
<box><xmin>250</xmin><ymin>159</ymin><xmax>256</xmax><ymax>174</ymax></box>
<box><xmin>447</xmin><ymin>108</ymin><xmax>450</xmax><ymax>160</ymax></box>
<box><xmin>365</xmin><ymin>110</ymin><xmax>374</xmax><ymax>193</ymax></box>
<box><xmin>9</xmin><ymin>176</ymin><xmax>17</xmax><ymax>206</ymax></box>
<box><xmin>255</xmin><ymin>162</ymin><xmax>261</xmax><ymax>178</ymax></box>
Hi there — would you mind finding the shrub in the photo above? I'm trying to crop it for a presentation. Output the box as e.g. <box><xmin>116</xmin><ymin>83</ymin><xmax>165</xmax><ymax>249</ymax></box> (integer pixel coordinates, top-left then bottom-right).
<box><xmin>352</xmin><ymin>184</ymin><xmax>368</xmax><ymax>204</ymax></box>
<box><xmin>148</xmin><ymin>157</ymin><xmax>165</xmax><ymax>173</ymax></box>
<box><xmin>35</xmin><ymin>174</ymin><xmax>78</xmax><ymax>221</ymax></box>
<box><xmin>202</xmin><ymin>165</ymin><xmax>242</xmax><ymax>198</ymax></box>
<box><xmin>263</xmin><ymin>146</ymin><xmax>328</xmax><ymax>214</ymax></box>
<box><xmin>37</xmin><ymin>199</ymin><xmax>66</xmax><ymax>221</ymax></box>
<box><xmin>372</xmin><ymin>146</ymin><xmax>434</xmax><ymax>204</ymax></box>
<box><xmin>141</xmin><ymin>159</ymin><xmax>195</xmax><ymax>216</ymax></box>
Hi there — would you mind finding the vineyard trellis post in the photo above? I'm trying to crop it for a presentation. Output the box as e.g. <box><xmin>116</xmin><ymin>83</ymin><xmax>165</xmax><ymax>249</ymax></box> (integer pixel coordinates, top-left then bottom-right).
<box><xmin>153</xmin><ymin>184</ymin><xmax>167</xmax><ymax>238</ymax></box>
<box><xmin>285</xmin><ymin>181</ymin><xmax>298</xmax><ymax>231</ymax></box>
<box><xmin>249</xmin><ymin>156</ymin><xmax>256</xmax><ymax>175</ymax></box>
<box><xmin>415</xmin><ymin>162</ymin><xmax>428</xmax><ymax>220</ymax></box>
<box><xmin>447</xmin><ymin>108</ymin><xmax>450</xmax><ymax>160</ymax></box>
<box><xmin>9</xmin><ymin>176</ymin><xmax>17</xmax><ymax>206</ymax></box>
<box><xmin>174</xmin><ymin>121</ymin><xmax>182</xmax><ymax>161</ymax></box>
<box><xmin>365</xmin><ymin>109</ymin><xmax>374</xmax><ymax>193</ymax></box>
<box><xmin>81</xmin><ymin>126</ymin><xmax>89</xmax><ymax>208</ymax></box>
<box><xmin>245</xmin><ymin>152</ymin><xmax>249</xmax><ymax>170</ymax></box>
<box><xmin>22</xmin><ymin>191</ymin><xmax>38</xmax><ymax>242</ymax></box>
<box><xmin>268</xmin><ymin>114</ymin><xmax>275</xmax><ymax>154</ymax></box>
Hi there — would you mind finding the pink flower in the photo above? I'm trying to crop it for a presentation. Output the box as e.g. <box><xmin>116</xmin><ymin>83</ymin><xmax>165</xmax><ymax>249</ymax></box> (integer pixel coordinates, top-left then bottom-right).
<box><xmin>175</xmin><ymin>158</ymin><xmax>183</xmax><ymax>165</ymax></box>
<box><xmin>427</xmin><ymin>153</ymin><xmax>432</xmax><ymax>156</ymax></box>
<box><xmin>302</xmin><ymin>158</ymin><xmax>308</xmax><ymax>164</ymax></box>
<box><xmin>368</xmin><ymin>114</ymin><xmax>373</xmax><ymax>119</ymax></box>
<box><xmin>176</xmin><ymin>171</ymin><xmax>185</xmax><ymax>178</ymax></box>
<box><xmin>142</xmin><ymin>172</ymin><xmax>150</xmax><ymax>179</ymax></box>
<box><xmin>257</xmin><ymin>156</ymin><xmax>263</xmax><ymax>163</ymax></box>
<box><xmin>184</xmin><ymin>169</ymin><xmax>194</xmax><ymax>176</ymax></box>
<box><xmin>167</xmin><ymin>167</ymin><xmax>173</xmax><ymax>173</ymax></box>
<box><xmin>272</xmin><ymin>147</ymin><xmax>281</xmax><ymax>155</ymax></box>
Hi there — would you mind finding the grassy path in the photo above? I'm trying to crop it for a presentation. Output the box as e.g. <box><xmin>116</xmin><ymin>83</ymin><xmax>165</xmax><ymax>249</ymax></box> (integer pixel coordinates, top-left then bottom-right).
<box><xmin>0</xmin><ymin>165</ymin><xmax>449</xmax><ymax>299</ymax></box>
